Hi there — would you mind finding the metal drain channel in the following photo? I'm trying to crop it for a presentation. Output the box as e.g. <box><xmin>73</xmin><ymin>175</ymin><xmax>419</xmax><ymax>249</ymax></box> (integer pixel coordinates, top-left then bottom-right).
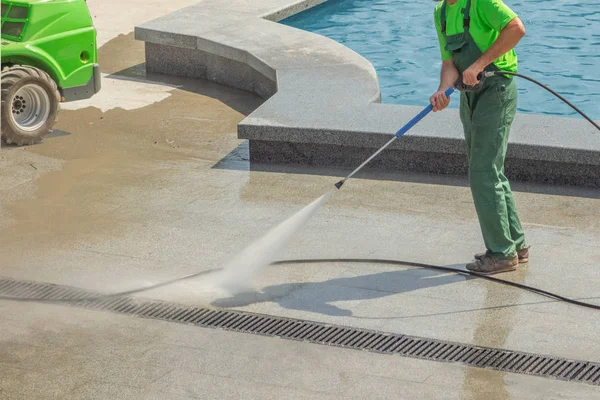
<box><xmin>2</xmin><ymin>277</ymin><xmax>599</xmax><ymax>386</ymax></box>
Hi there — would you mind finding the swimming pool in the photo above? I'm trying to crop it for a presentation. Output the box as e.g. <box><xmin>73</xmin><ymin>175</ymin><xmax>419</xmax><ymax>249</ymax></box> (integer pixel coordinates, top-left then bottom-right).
<box><xmin>283</xmin><ymin>0</ymin><xmax>600</xmax><ymax>119</ymax></box>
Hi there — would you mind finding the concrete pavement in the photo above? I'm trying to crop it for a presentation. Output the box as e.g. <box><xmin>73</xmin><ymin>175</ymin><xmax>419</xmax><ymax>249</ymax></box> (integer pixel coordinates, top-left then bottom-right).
<box><xmin>2</xmin><ymin>302</ymin><xmax>598</xmax><ymax>400</ymax></box>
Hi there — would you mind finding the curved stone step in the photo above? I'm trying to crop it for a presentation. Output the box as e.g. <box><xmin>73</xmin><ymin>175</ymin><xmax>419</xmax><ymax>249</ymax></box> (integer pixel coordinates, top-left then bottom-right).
<box><xmin>135</xmin><ymin>0</ymin><xmax>600</xmax><ymax>187</ymax></box>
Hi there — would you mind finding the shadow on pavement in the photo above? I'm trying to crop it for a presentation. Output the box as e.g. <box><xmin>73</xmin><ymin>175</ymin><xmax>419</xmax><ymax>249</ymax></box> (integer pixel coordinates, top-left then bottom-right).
<box><xmin>108</xmin><ymin>63</ymin><xmax>263</xmax><ymax>117</ymax></box>
<box><xmin>212</xmin><ymin>267</ymin><xmax>469</xmax><ymax>317</ymax></box>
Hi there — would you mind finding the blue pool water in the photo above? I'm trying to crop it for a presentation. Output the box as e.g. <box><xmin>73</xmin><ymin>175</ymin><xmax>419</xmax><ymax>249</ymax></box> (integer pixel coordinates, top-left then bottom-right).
<box><xmin>283</xmin><ymin>0</ymin><xmax>600</xmax><ymax>119</ymax></box>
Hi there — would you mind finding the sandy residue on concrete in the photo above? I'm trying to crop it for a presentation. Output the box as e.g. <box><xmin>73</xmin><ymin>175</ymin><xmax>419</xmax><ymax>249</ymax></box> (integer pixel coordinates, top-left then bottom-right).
<box><xmin>0</xmin><ymin>32</ymin><xmax>263</xmax><ymax>254</ymax></box>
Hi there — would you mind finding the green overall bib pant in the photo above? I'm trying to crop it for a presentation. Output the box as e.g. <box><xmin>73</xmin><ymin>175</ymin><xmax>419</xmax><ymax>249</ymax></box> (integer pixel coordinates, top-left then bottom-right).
<box><xmin>440</xmin><ymin>0</ymin><xmax>526</xmax><ymax>259</ymax></box>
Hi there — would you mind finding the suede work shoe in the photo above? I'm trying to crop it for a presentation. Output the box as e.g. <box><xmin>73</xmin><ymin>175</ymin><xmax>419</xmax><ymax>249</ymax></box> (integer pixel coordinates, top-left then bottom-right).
<box><xmin>475</xmin><ymin>246</ymin><xmax>530</xmax><ymax>264</ymax></box>
<box><xmin>466</xmin><ymin>255</ymin><xmax>518</xmax><ymax>275</ymax></box>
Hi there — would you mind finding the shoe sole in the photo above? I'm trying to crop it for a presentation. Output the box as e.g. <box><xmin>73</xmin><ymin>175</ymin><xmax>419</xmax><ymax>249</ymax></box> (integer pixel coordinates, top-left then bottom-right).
<box><xmin>467</xmin><ymin>265</ymin><xmax>517</xmax><ymax>275</ymax></box>
<box><xmin>475</xmin><ymin>255</ymin><xmax>529</xmax><ymax>264</ymax></box>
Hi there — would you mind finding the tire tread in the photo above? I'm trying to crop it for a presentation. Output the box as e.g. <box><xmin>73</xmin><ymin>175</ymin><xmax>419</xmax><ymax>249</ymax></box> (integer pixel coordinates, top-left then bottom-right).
<box><xmin>1</xmin><ymin>65</ymin><xmax>60</xmax><ymax>146</ymax></box>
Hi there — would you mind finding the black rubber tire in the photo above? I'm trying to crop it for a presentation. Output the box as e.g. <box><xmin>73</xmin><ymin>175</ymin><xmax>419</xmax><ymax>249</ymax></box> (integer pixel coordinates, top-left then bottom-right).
<box><xmin>1</xmin><ymin>65</ymin><xmax>60</xmax><ymax>146</ymax></box>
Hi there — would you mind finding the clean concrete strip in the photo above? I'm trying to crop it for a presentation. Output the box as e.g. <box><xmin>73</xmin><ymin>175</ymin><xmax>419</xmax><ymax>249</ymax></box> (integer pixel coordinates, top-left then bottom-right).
<box><xmin>135</xmin><ymin>0</ymin><xmax>600</xmax><ymax>187</ymax></box>
<box><xmin>1</xmin><ymin>276</ymin><xmax>599</xmax><ymax>387</ymax></box>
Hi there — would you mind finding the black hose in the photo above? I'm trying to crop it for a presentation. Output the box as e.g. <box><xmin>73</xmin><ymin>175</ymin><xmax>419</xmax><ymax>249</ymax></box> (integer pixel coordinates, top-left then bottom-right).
<box><xmin>273</xmin><ymin>259</ymin><xmax>600</xmax><ymax>311</ymax></box>
<box><xmin>492</xmin><ymin>70</ymin><xmax>600</xmax><ymax>132</ymax></box>
<box><xmin>1</xmin><ymin>259</ymin><xmax>598</xmax><ymax>311</ymax></box>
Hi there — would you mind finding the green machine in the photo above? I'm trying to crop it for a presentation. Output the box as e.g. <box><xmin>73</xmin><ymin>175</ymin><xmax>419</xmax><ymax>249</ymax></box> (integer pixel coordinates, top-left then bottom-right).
<box><xmin>1</xmin><ymin>0</ymin><xmax>100</xmax><ymax>145</ymax></box>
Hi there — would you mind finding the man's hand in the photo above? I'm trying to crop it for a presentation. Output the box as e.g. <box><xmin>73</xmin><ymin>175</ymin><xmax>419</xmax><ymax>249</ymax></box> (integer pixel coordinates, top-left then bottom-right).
<box><xmin>430</xmin><ymin>89</ymin><xmax>450</xmax><ymax>112</ymax></box>
<box><xmin>463</xmin><ymin>18</ymin><xmax>526</xmax><ymax>86</ymax></box>
<box><xmin>433</xmin><ymin>60</ymin><xmax>459</xmax><ymax>111</ymax></box>
<box><xmin>462</xmin><ymin>62</ymin><xmax>485</xmax><ymax>87</ymax></box>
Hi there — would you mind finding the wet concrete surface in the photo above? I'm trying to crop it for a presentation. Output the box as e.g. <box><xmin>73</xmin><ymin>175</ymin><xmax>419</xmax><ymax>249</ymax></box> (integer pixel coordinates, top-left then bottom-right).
<box><xmin>1</xmin><ymin>4</ymin><xmax>600</xmax><ymax>398</ymax></box>
<box><xmin>3</xmin><ymin>302</ymin><xmax>598</xmax><ymax>400</ymax></box>
<box><xmin>1</xmin><ymin>32</ymin><xmax>262</xmax><ymax>254</ymax></box>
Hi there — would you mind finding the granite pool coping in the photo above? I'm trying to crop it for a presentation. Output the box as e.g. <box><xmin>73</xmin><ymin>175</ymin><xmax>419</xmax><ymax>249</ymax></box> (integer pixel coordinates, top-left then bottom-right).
<box><xmin>135</xmin><ymin>0</ymin><xmax>600</xmax><ymax>187</ymax></box>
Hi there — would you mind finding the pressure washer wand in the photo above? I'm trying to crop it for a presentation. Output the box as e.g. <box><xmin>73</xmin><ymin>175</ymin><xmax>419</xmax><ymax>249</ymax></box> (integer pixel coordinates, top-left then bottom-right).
<box><xmin>335</xmin><ymin>87</ymin><xmax>455</xmax><ymax>189</ymax></box>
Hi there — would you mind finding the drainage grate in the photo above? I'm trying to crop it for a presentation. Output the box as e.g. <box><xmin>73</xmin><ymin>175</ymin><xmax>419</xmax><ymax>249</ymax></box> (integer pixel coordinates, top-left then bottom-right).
<box><xmin>1</xmin><ymin>277</ymin><xmax>599</xmax><ymax>386</ymax></box>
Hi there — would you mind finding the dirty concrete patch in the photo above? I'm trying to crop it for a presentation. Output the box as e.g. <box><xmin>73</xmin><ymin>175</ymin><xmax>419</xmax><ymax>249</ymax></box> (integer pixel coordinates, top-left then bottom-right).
<box><xmin>0</xmin><ymin>32</ymin><xmax>264</xmax><ymax>255</ymax></box>
<box><xmin>63</xmin><ymin>33</ymin><xmax>180</xmax><ymax>112</ymax></box>
<box><xmin>98</xmin><ymin>32</ymin><xmax>146</xmax><ymax>75</ymax></box>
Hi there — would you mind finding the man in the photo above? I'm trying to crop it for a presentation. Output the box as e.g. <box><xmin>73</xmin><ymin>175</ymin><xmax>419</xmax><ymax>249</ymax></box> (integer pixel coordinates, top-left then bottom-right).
<box><xmin>430</xmin><ymin>0</ymin><xmax>529</xmax><ymax>274</ymax></box>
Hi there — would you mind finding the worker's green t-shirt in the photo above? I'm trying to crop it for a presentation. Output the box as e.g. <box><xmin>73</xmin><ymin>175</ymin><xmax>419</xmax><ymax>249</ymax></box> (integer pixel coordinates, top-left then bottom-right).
<box><xmin>434</xmin><ymin>0</ymin><xmax>519</xmax><ymax>72</ymax></box>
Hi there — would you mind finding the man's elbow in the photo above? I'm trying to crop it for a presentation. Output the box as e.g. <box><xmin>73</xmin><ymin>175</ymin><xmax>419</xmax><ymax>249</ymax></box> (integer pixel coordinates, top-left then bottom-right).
<box><xmin>511</xmin><ymin>17</ymin><xmax>526</xmax><ymax>38</ymax></box>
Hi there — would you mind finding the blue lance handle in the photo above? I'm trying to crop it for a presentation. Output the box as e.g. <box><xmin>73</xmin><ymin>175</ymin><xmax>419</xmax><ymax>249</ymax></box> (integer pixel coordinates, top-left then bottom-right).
<box><xmin>395</xmin><ymin>87</ymin><xmax>455</xmax><ymax>138</ymax></box>
<box><xmin>334</xmin><ymin>87</ymin><xmax>456</xmax><ymax>189</ymax></box>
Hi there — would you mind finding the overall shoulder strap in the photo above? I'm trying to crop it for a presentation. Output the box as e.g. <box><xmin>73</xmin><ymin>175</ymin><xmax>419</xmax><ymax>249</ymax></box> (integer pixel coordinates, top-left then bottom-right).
<box><xmin>462</xmin><ymin>0</ymin><xmax>472</xmax><ymax>31</ymax></box>
<box><xmin>440</xmin><ymin>1</ymin><xmax>448</xmax><ymax>34</ymax></box>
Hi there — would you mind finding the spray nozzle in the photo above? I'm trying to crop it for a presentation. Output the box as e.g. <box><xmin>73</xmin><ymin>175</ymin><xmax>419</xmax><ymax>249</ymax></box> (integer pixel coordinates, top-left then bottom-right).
<box><xmin>334</xmin><ymin>180</ymin><xmax>345</xmax><ymax>190</ymax></box>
